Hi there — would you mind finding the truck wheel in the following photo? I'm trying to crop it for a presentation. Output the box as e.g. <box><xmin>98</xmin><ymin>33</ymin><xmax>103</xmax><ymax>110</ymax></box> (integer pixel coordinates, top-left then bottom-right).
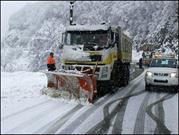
<box><xmin>126</xmin><ymin>65</ymin><xmax>130</xmax><ymax>85</ymax></box>
<box><xmin>123</xmin><ymin>78</ymin><xmax>128</xmax><ymax>86</ymax></box>
<box><xmin>97</xmin><ymin>81</ymin><xmax>112</xmax><ymax>97</ymax></box>
<box><xmin>111</xmin><ymin>61</ymin><xmax>121</xmax><ymax>87</ymax></box>
<box><xmin>121</xmin><ymin>65</ymin><xmax>129</xmax><ymax>86</ymax></box>
<box><xmin>96</xmin><ymin>85</ymin><xmax>104</xmax><ymax>97</ymax></box>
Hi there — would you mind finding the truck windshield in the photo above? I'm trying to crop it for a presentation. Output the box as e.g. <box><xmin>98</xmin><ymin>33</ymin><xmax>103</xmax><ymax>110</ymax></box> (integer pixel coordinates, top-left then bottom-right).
<box><xmin>150</xmin><ymin>59</ymin><xmax>177</xmax><ymax>68</ymax></box>
<box><xmin>64</xmin><ymin>31</ymin><xmax>108</xmax><ymax>46</ymax></box>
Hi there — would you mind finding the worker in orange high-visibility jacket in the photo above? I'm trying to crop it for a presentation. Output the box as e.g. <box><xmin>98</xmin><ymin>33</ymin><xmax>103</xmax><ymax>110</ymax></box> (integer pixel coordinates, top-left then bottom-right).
<box><xmin>47</xmin><ymin>52</ymin><xmax>56</xmax><ymax>71</ymax></box>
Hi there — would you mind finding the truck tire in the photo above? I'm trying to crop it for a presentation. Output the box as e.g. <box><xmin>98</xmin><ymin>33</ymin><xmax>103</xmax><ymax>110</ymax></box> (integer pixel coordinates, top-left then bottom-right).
<box><xmin>97</xmin><ymin>81</ymin><xmax>112</xmax><ymax>97</ymax></box>
<box><xmin>120</xmin><ymin>64</ymin><xmax>130</xmax><ymax>86</ymax></box>
<box><xmin>111</xmin><ymin>61</ymin><xmax>130</xmax><ymax>87</ymax></box>
<box><xmin>111</xmin><ymin>61</ymin><xmax>121</xmax><ymax>87</ymax></box>
<box><xmin>126</xmin><ymin>65</ymin><xmax>130</xmax><ymax>85</ymax></box>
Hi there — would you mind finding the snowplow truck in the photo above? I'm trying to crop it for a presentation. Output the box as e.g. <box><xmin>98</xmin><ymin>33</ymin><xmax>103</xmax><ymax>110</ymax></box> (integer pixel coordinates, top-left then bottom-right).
<box><xmin>42</xmin><ymin>24</ymin><xmax>132</xmax><ymax>103</ymax></box>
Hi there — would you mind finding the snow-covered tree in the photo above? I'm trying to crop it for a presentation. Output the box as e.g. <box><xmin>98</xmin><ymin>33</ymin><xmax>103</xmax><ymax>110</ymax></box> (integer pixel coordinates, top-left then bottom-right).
<box><xmin>1</xmin><ymin>1</ymin><xmax>178</xmax><ymax>72</ymax></box>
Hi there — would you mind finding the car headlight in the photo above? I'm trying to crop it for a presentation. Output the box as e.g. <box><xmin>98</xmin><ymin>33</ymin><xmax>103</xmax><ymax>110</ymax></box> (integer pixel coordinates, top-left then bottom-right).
<box><xmin>170</xmin><ymin>72</ymin><xmax>177</xmax><ymax>78</ymax></box>
<box><xmin>146</xmin><ymin>71</ymin><xmax>153</xmax><ymax>77</ymax></box>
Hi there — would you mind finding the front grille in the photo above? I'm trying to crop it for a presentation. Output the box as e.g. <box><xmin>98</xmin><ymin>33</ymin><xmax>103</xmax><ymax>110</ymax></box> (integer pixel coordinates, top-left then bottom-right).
<box><xmin>83</xmin><ymin>67</ymin><xmax>91</xmax><ymax>71</ymax></box>
<box><xmin>63</xmin><ymin>65</ymin><xmax>100</xmax><ymax>73</ymax></box>
<box><xmin>154</xmin><ymin>79</ymin><xmax>168</xmax><ymax>83</ymax></box>
<box><xmin>95</xmin><ymin>67</ymin><xmax>100</xmax><ymax>72</ymax></box>
<box><xmin>154</xmin><ymin>73</ymin><xmax>168</xmax><ymax>76</ymax></box>
<box><xmin>75</xmin><ymin>66</ymin><xmax>100</xmax><ymax>72</ymax></box>
<box><xmin>75</xmin><ymin>66</ymin><xmax>82</xmax><ymax>71</ymax></box>
<box><xmin>65</xmin><ymin>63</ymin><xmax>105</xmax><ymax>65</ymax></box>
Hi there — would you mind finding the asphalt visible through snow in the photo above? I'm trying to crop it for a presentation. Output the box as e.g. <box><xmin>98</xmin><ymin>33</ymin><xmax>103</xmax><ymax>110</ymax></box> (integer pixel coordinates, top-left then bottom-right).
<box><xmin>2</xmin><ymin>67</ymin><xmax>178</xmax><ymax>134</ymax></box>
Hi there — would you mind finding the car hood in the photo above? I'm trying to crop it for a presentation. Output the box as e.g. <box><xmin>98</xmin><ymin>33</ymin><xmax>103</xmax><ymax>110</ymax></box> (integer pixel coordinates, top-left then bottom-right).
<box><xmin>146</xmin><ymin>67</ymin><xmax>177</xmax><ymax>73</ymax></box>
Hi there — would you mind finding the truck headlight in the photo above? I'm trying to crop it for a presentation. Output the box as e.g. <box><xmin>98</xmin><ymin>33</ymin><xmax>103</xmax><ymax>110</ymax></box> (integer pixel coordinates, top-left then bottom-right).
<box><xmin>101</xmin><ymin>66</ymin><xmax>108</xmax><ymax>78</ymax></box>
<box><xmin>101</xmin><ymin>66</ymin><xmax>108</xmax><ymax>75</ymax></box>
<box><xmin>170</xmin><ymin>72</ymin><xmax>177</xmax><ymax>78</ymax></box>
<box><xmin>146</xmin><ymin>71</ymin><xmax>153</xmax><ymax>77</ymax></box>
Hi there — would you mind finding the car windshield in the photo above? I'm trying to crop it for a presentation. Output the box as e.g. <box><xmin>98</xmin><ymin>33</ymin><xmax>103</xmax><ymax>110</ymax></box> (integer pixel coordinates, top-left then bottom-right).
<box><xmin>150</xmin><ymin>59</ymin><xmax>177</xmax><ymax>68</ymax></box>
<box><xmin>64</xmin><ymin>31</ymin><xmax>108</xmax><ymax>46</ymax></box>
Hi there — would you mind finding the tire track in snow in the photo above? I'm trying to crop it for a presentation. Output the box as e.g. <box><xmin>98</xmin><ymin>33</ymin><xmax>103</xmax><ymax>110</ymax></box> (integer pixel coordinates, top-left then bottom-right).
<box><xmin>6</xmin><ymin>101</ymin><xmax>62</xmax><ymax>134</ymax></box>
<box><xmin>2</xmin><ymin>99</ymin><xmax>50</xmax><ymax>121</ymax></box>
<box><xmin>35</xmin><ymin>104</ymin><xmax>83</xmax><ymax>134</ymax></box>
<box><xmin>110</xmin><ymin>70</ymin><xmax>145</xmax><ymax>134</ymax></box>
<box><xmin>86</xmin><ymin>75</ymin><xmax>145</xmax><ymax>134</ymax></box>
<box><xmin>90</xmin><ymin>90</ymin><xmax>145</xmax><ymax>134</ymax></box>
<box><xmin>143</xmin><ymin>92</ymin><xmax>157</xmax><ymax>134</ymax></box>
<box><xmin>133</xmin><ymin>93</ymin><xmax>151</xmax><ymax>134</ymax></box>
<box><xmin>86</xmin><ymin>90</ymin><xmax>146</xmax><ymax>134</ymax></box>
<box><xmin>146</xmin><ymin>93</ymin><xmax>175</xmax><ymax>134</ymax></box>
<box><xmin>57</xmin><ymin>94</ymin><xmax>112</xmax><ymax>134</ymax></box>
<box><xmin>111</xmin><ymin>86</ymin><xmax>146</xmax><ymax>134</ymax></box>
<box><xmin>111</xmin><ymin>98</ymin><xmax>128</xmax><ymax>134</ymax></box>
<box><xmin>154</xmin><ymin>93</ymin><xmax>165</xmax><ymax>134</ymax></box>
<box><xmin>86</xmin><ymin>78</ymin><xmax>146</xmax><ymax>134</ymax></box>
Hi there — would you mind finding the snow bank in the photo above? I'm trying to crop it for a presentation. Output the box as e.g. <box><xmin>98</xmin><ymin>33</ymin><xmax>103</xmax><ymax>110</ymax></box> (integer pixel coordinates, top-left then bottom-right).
<box><xmin>1</xmin><ymin>71</ymin><xmax>89</xmax><ymax>119</ymax></box>
<box><xmin>1</xmin><ymin>71</ymin><xmax>47</xmax><ymax>95</ymax></box>
<box><xmin>1</xmin><ymin>71</ymin><xmax>47</xmax><ymax>116</ymax></box>
<box><xmin>1</xmin><ymin>71</ymin><xmax>83</xmax><ymax>134</ymax></box>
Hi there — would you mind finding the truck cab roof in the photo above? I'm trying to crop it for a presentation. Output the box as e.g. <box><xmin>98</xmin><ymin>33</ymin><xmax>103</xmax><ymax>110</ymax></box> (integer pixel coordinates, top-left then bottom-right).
<box><xmin>66</xmin><ymin>24</ymin><xmax>110</xmax><ymax>31</ymax></box>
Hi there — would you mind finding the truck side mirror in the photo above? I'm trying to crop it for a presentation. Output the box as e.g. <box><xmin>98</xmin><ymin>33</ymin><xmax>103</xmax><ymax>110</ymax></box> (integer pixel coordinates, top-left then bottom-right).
<box><xmin>110</xmin><ymin>34</ymin><xmax>116</xmax><ymax>45</ymax></box>
<box><xmin>59</xmin><ymin>43</ymin><xmax>64</xmax><ymax>49</ymax></box>
<box><xmin>59</xmin><ymin>32</ymin><xmax>65</xmax><ymax>49</ymax></box>
<box><xmin>108</xmin><ymin>38</ymin><xmax>115</xmax><ymax>47</ymax></box>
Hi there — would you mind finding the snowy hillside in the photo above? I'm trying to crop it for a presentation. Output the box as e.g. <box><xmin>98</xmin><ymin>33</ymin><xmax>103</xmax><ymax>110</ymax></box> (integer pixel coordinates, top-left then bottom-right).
<box><xmin>1</xmin><ymin>1</ymin><xmax>178</xmax><ymax>72</ymax></box>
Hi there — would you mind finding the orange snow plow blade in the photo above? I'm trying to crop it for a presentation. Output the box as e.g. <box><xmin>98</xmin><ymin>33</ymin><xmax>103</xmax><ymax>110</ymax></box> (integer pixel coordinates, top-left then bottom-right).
<box><xmin>41</xmin><ymin>70</ymin><xmax>97</xmax><ymax>103</ymax></box>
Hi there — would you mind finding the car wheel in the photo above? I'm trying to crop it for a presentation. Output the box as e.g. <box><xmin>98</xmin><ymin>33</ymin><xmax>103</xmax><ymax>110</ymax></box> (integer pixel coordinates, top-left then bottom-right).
<box><xmin>145</xmin><ymin>83</ymin><xmax>151</xmax><ymax>91</ymax></box>
<box><xmin>173</xmin><ymin>86</ymin><xmax>179</xmax><ymax>93</ymax></box>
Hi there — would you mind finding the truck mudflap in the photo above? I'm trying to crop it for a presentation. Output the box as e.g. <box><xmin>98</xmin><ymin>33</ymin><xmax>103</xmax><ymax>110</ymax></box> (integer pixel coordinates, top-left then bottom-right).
<box><xmin>41</xmin><ymin>70</ymin><xmax>97</xmax><ymax>103</ymax></box>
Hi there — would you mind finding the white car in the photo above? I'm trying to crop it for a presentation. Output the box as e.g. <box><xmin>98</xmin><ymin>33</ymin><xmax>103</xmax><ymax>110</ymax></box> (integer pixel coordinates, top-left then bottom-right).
<box><xmin>145</xmin><ymin>58</ymin><xmax>178</xmax><ymax>92</ymax></box>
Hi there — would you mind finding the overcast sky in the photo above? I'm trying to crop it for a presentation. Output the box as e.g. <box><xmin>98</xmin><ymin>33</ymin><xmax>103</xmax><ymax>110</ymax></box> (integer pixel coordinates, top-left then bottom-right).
<box><xmin>1</xmin><ymin>1</ymin><xmax>35</xmax><ymax>39</ymax></box>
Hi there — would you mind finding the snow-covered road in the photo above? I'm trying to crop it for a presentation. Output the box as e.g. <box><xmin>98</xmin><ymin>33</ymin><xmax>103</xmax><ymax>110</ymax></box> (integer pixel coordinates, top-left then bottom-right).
<box><xmin>1</xmin><ymin>70</ymin><xmax>178</xmax><ymax>134</ymax></box>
